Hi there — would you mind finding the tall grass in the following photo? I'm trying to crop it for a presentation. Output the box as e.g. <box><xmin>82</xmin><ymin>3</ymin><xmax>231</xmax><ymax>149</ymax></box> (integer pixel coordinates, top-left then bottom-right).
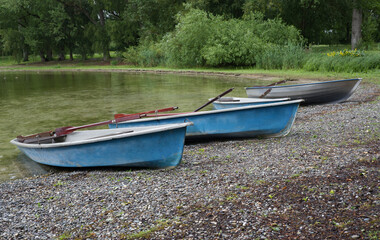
<box><xmin>0</xmin><ymin>56</ymin><xmax>19</xmax><ymax>66</ymax></box>
<box><xmin>304</xmin><ymin>52</ymin><xmax>380</xmax><ymax>72</ymax></box>
<box><xmin>256</xmin><ymin>43</ymin><xmax>305</xmax><ymax>70</ymax></box>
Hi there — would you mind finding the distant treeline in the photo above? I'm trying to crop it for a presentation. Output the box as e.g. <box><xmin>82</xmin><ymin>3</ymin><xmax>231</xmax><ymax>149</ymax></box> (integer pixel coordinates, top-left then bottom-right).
<box><xmin>0</xmin><ymin>0</ymin><xmax>379</xmax><ymax>68</ymax></box>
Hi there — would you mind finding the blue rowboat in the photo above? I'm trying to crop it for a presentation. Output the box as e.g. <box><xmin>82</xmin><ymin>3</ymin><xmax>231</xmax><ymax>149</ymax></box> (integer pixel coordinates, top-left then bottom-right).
<box><xmin>212</xmin><ymin>97</ymin><xmax>290</xmax><ymax>110</ymax></box>
<box><xmin>10</xmin><ymin>123</ymin><xmax>191</xmax><ymax>168</ymax></box>
<box><xmin>245</xmin><ymin>78</ymin><xmax>362</xmax><ymax>105</ymax></box>
<box><xmin>109</xmin><ymin>100</ymin><xmax>303</xmax><ymax>139</ymax></box>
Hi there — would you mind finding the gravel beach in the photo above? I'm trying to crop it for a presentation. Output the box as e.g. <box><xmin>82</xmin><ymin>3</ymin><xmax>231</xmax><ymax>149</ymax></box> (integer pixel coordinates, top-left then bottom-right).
<box><xmin>0</xmin><ymin>82</ymin><xmax>379</xmax><ymax>240</ymax></box>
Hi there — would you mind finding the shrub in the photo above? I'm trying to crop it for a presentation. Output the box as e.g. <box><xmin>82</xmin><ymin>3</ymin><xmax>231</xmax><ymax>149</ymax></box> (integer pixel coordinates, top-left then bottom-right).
<box><xmin>160</xmin><ymin>8</ymin><xmax>305</xmax><ymax>67</ymax></box>
<box><xmin>201</xmin><ymin>18</ymin><xmax>265</xmax><ymax>66</ymax></box>
<box><xmin>124</xmin><ymin>41</ymin><xmax>164</xmax><ymax>67</ymax></box>
<box><xmin>161</xmin><ymin>8</ymin><xmax>215</xmax><ymax>67</ymax></box>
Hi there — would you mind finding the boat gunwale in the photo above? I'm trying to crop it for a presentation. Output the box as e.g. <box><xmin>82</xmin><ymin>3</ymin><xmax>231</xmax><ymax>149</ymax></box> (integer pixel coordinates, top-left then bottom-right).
<box><xmin>212</xmin><ymin>97</ymin><xmax>290</xmax><ymax>104</ymax></box>
<box><xmin>112</xmin><ymin>99</ymin><xmax>304</xmax><ymax>124</ymax></box>
<box><xmin>245</xmin><ymin>78</ymin><xmax>362</xmax><ymax>90</ymax></box>
<box><xmin>10</xmin><ymin>122</ymin><xmax>192</xmax><ymax>149</ymax></box>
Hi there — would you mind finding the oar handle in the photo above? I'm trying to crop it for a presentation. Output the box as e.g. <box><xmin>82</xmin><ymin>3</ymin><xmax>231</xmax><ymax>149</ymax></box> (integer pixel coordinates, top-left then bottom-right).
<box><xmin>17</xmin><ymin>113</ymin><xmax>143</xmax><ymax>143</ymax></box>
<box><xmin>259</xmin><ymin>88</ymin><xmax>272</xmax><ymax>98</ymax></box>
<box><xmin>194</xmin><ymin>88</ymin><xmax>234</xmax><ymax>112</ymax></box>
<box><xmin>267</xmin><ymin>79</ymin><xmax>288</xmax><ymax>87</ymax></box>
<box><xmin>55</xmin><ymin>114</ymin><xmax>143</xmax><ymax>136</ymax></box>
<box><xmin>114</xmin><ymin>106</ymin><xmax>178</xmax><ymax>119</ymax></box>
<box><xmin>17</xmin><ymin>131</ymin><xmax>54</xmax><ymax>143</ymax></box>
<box><xmin>251</xmin><ymin>79</ymin><xmax>294</xmax><ymax>88</ymax></box>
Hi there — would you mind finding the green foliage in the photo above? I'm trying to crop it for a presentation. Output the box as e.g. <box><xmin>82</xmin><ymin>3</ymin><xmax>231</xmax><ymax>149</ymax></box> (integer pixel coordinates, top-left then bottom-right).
<box><xmin>0</xmin><ymin>0</ymin><xmax>378</xmax><ymax>68</ymax></box>
<box><xmin>360</xmin><ymin>13</ymin><xmax>380</xmax><ymax>49</ymax></box>
<box><xmin>201</xmin><ymin>18</ymin><xmax>265</xmax><ymax>66</ymax></box>
<box><xmin>326</xmin><ymin>49</ymin><xmax>365</xmax><ymax>57</ymax></box>
<box><xmin>304</xmin><ymin>51</ymin><xmax>380</xmax><ymax>72</ymax></box>
<box><xmin>124</xmin><ymin>41</ymin><xmax>164</xmax><ymax>67</ymax></box>
<box><xmin>161</xmin><ymin>8</ymin><xmax>214</xmax><ymax>67</ymax></box>
<box><xmin>187</xmin><ymin>0</ymin><xmax>245</xmax><ymax>18</ymax></box>
<box><xmin>161</xmin><ymin>9</ymin><xmax>304</xmax><ymax>67</ymax></box>
<box><xmin>256</xmin><ymin>43</ymin><xmax>305</xmax><ymax>69</ymax></box>
<box><xmin>1</xmin><ymin>30</ymin><xmax>24</xmax><ymax>62</ymax></box>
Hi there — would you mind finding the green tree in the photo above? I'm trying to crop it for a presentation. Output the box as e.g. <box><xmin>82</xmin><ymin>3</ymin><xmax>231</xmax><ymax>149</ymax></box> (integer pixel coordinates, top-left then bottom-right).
<box><xmin>351</xmin><ymin>0</ymin><xmax>380</xmax><ymax>49</ymax></box>
<box><xmin>108</xmin><ymin>0</ymin><xmax>184</xmax><ymax>52</ymax></box>
<box><xmin>243</xmin><ymin>0</ymin><xmax>379</xmax><ymax>47</ymax></box>
<box><xmin>161</xmin><ymin>8</ymin><xmax>304</xmax><ymax>67</ymax></box>
<box><xmin>0</xmin><ymin>0</ymin><xmax>32</xmax><ymax>62</ymax></box>
<box><xmin>57</xmin><ymin>0</ymin><xmax>120</xmax><ymax>61</ymax></box>
<box><xmin>187</xmin><ymin>0</ymin><xmax>246</xmax><ymax>18</ymax></box>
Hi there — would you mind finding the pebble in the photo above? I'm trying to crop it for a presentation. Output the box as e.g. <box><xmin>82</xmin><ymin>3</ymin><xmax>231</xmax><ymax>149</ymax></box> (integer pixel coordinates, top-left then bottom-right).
<box><xmin>0</xmin><ymin>83</ymin><xmax>379</xmax><ymax>239</ymax></box>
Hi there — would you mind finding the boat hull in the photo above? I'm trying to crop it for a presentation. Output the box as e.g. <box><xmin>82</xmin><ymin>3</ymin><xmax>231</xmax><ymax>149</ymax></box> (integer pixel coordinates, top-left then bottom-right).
<box><xmin>245</xmin><ymin>78</ymin><xmax>362</xmax><ymax>105</ymax></box>
<box><xmin>10</xmin><ymin>124</ymin><xmax>190</xmax><ymax>168</ymax></box>
<box><xmin>109</xmin><ymin>100</ymin><xmax>303</xmax><ymax>139</ymax></box>
<box><xmin>212</xmin><ymin>97</ymin><xmax>290</xmax><ymax>110</ymax></box>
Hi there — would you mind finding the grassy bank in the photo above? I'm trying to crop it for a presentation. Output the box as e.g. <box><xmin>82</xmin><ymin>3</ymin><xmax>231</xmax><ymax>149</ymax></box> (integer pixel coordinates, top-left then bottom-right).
<box><xmin>1</xmin><ymin>47</ymin><xmax>379</xmax><ymax>85</ymax></box>
<box><xmin>1</xmin><ymin>60</ymin><xmax>379</xmax><ymax>85</ymax></box>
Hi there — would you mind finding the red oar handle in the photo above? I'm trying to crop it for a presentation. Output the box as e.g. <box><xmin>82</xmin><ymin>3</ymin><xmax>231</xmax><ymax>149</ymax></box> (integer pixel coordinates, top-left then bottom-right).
<box><xmin>16</xmin><ymin>113</ymin><xmax>144</xmax><ymax>143</ymax></box>
<box><xmin>17</xmin><ymin>131</ymin><xmax>54</xmax><ymax>143</ymax></box>
<box><xmin>55</xmin><ymin>114</ymin><xmax>143</xmax><ymax>136</ymax></box>
<box><xmin>17</xmin><ymin>108</ymin><xmax>177</xmax><ymax>143</ymax></box>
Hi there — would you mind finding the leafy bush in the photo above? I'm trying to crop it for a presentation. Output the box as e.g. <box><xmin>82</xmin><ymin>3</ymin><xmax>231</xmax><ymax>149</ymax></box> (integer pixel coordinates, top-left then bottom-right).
<box><xmin>124</xmin><ymin>41</ymin><xmax>164</xmax><ymax>67</ymax></box>
<box><xmin>161</xmin><ymin>8</ymin><xmax>214</xmax><ymax>67</ymax></box>
<box><xmin>201</xmin><ymin>18</ymin><xmax>265</xmax><ymax>66</ymax></box>
<box><xmin>244</xmin><ymin>14</ymin><xmax>303</xmax><ymax>45</ymax></box>
<box><xmin>125</xmin><ymin>7</ymin><xmax>379</xmax><ymax>73</ymax></box>
<box><xmin>2</xmin><ymin>30</ymin><xmax>24</xmax><ymax>63</ymax></box>
<box><xmin>160</xmin><ymin>8</ymin><xmax>304</xmax><ymax>67</ymax></box>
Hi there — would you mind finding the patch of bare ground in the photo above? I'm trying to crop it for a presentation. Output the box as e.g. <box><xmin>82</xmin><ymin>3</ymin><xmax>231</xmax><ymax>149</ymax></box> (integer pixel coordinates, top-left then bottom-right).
<box><xmin>154</xmin><ymin>151</ymin><xmax>379</xmax><ymax>240</ymax></box>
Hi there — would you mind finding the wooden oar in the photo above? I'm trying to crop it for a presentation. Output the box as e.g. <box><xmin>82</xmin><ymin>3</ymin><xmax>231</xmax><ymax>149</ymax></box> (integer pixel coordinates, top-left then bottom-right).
<box><xmin>194</xmin><ymin>88</ymin><xmax>234</xmax><ymax>112</ymax></box>
<box><xmin>114</xmin><ymin>88</ymin><xmax>234</xmax><ymax>120</ymax></box>
<box><xmin>17</xmin><ymin>113</ymin><xmax>143</xmax><ymax>144</ymax></box>
<box><xmin>114</xmin><ymin>107</ymin><xmax>178</xmax><ymax>119</ymax></box>
<box><xmin>259</xmin><ymin>79</ymin><xmax>295</xmax><ymax>98</ymax></box>
<box><xmin>145</xmin><ymin>112</ymin><xmax>191</xmax><ymax>117</ymax></box>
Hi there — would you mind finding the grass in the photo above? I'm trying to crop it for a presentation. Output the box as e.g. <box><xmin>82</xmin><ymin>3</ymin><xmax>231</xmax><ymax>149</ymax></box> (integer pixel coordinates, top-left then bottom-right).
<box><xmin>123</xmin><ymin>219</ymin><xmax>172</xmax><ymax>239</ymax></box>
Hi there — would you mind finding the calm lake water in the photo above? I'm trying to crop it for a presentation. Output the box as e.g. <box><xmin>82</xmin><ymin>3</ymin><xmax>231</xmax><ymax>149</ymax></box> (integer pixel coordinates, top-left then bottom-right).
<box><xmin>0</xmin><ymin>71</ymin><xmax>265</xmax><ymax>182</ymax></box>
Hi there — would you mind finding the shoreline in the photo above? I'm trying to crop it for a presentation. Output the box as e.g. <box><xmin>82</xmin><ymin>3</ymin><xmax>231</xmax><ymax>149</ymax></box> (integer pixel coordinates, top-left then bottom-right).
<box><xmin>2</xmin><ymin>64</ymin><xmax>377</xmax><ymax>84</ymax></box>
<box><xmin>0</xmin><ymin>83</ymin><xmax>379</xmax><ymax>239</ymax></box>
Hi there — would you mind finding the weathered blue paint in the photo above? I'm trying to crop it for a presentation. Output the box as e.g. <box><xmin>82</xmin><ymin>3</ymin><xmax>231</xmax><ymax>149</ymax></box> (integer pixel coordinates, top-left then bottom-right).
<box><xmin>109</xmin><ymin>100</ymin><xmax>303</xmax><ymax>139</ymax></box>
<box><xmin>10</xmin><ymin>123</ymin><xmax>191</xmax><ymax>168</ymax></box>
<box><xmin>212</xmin><ymin>97</ymin><xmax>290</xmax><ymax>110</ymax></box>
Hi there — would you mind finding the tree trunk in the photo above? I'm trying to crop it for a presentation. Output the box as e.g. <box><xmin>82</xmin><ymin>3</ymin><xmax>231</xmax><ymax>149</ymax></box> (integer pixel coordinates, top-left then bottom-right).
<box><xmin>58</xmin><ymin>50</ymin><xmax>65</xmax><ymax>61</ymax></box>
<box><xmin>69</xmin><ymin>49</ymin><xmax>73</xmax><ymax>61</ymax></box>
<box><xmin>99</xmin><ymin>9</ymin><xmax>110</xmax><ymax>61</ymax></box>
<box><xmin>39</xmin><ymin>51</ymin><xmax>46</xmax><ymax>62</ymax></box>
<box><xmin>351</xmin><ymin>7</ymin><xmax>362</xmax><ymax>49</ymax></box>
<box><xmin>46</xmin><ymin>49</ymin><xmax>53</xmax><ymax>61</ymax></box>
<box><xmin>22</xmin><ymin>48</ymin><xmax>29</xmax><ymax>62</ymax></box>
<box><xmin>103</xmin><ymin>49</ymin><xmax>111</xmax><ymax>61</ymax></box>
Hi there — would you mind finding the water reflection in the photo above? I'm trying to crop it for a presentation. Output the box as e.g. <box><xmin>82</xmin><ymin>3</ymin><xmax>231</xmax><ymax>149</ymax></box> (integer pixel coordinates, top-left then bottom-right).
<box><xmin>0</xmin><ymin>71</ymin><xmax>266</xmax><ymax>182</ymax></box>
